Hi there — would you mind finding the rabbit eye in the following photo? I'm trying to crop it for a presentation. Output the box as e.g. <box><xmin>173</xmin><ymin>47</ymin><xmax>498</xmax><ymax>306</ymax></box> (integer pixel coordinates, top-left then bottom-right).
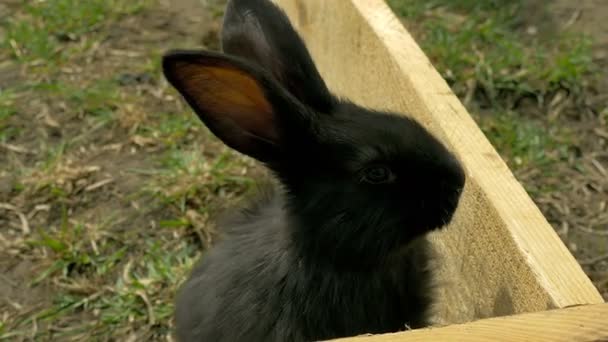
<box><xmin>361</xmin><ymin>165</ymin><xmax>395</xmax><ymax>184</ymax></box>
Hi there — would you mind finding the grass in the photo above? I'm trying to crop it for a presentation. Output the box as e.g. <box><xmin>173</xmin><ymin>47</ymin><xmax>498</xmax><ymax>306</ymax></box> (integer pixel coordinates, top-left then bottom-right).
<box><xmin>2</xmin><ymin>0</ymin><xmax>148</xmax><ymax>65</ymax></box>
<box><xmin>9</xmin><ymin>230</ymin><xmax>197</xmax><ymax>338</ymax></box>
<box><xmin>387</xmin><ymin>0</ymin><xmax>595</xmax><ymax>106</ymax></box>
<box><xmin>0</xmin><ymin>1</ymin><xmax>262</xmax><ymax>337</ymax></box>
<box><xmin>476</xmin><ymin>111</ymin><xmax>576</xmax><ymax>197</ymax></box>
<box><xmin>0</xmin><ymin>0</ymin><xmax>255</xmax><ymax>339</ymax></box>
<box><xmin>31</xmin><ymin>80</ymin><xmax>122</xmax><ymax>124</ymax></box>
<box><xmin>0</xmin><ymin>89</ymin><xmax>18</xmax><ymax>141</ymax></box>
<box><xmin>479</xmin><ymin>112</ymin><xmax>569</xmax><ymax>168</ymax></box>
<box><xmin>150</xmin><ymin>145</ymin><xmax>255</xmax><ymax>212</ymax></box>
<box><xmin>135</xmin><ymin>111</ymin><xmax>198</xmax><ymax>146</ymax></box>
<box><xmin>0</xmin><ymin>0</ymin><xmax>606</xmax><ymax>340</ymax></box>
<box><xmin>387</xmin><ymin>0</ymin><xmax>608</xmax><ymax>300</ymax></box>
<box><xmin>387</xmin><ymin>0</ymin><xmax>596</xmax><ymax>179</ymax></box>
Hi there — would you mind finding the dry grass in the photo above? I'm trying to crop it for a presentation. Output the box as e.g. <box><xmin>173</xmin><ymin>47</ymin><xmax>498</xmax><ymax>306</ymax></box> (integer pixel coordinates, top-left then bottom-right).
<box><xmin>0</xmin><ymin>0</ymin><xmax>254</xmax><ymax>339</ymax></box>
<box><xmin>0</xmin><ymin>0</ymin><xmax>606</xmax><ymax>340</ymax></box>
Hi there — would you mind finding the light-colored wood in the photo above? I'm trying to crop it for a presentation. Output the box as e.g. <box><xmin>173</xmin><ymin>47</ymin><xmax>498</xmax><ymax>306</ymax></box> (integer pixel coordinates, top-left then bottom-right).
<box><xmin>273</xmin><ymin>0</ymin><xmax>604</xmax><ymax>325</ymax></box>
<box><xmin>330</xmin><ymin>303</ymin><xmax>608</xmax><ymax>341</ymax></box>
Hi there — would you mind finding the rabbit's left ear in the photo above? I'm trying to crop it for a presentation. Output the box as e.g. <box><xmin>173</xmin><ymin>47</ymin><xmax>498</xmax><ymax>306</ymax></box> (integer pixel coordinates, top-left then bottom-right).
<box><xmin>221</xmin><ymin>0</ymin><xmax>334</xmax><ymax>112</ymax></box>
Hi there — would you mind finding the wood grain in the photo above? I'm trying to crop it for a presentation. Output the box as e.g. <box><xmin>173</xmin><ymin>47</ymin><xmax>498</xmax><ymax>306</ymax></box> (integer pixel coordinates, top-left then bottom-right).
<box><xmin>273</xmin><ymin>0</ymin><xmax>604</xmax><ymax>326</ymax></box>
<box><xmin>330</xmin><ymin>303</ymin><xmax>608</xmax><ymax>341</ymax></box>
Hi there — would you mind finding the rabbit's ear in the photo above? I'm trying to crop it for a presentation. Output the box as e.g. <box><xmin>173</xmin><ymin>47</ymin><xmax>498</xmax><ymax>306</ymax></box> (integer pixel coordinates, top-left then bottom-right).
<box><xmin>221</xmin><ymin>0</ymin><xmax>333</xmax><ymax>112</ymax></box>
<box><xmin>163</xmin><ymin>50</ymin><xmax>300</xmax><ymax>163</ymax></box>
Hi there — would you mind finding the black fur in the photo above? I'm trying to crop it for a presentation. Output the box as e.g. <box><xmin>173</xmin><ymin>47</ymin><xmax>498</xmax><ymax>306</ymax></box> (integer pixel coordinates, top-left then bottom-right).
<box><xmin>162</xmin><ymin>0</ymin><xmax>466</xmax><ymax>341</ymax></box>
<box><xmin>221</xmin><ymin>0</ymin><xmax>333</xmax><ymax>111</ymax></box>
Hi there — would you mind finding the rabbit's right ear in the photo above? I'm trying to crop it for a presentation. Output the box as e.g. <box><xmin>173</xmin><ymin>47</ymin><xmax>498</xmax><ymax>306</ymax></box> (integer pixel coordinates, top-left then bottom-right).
<box><xmin>162</xmin><ymin>50</ymin><xmax>303</xmax><ymax>164</ymax></box>
<box><xmin>221</xmin><ymin>0</ymin><xmax>334</xmax><ymax>112</ymax></box>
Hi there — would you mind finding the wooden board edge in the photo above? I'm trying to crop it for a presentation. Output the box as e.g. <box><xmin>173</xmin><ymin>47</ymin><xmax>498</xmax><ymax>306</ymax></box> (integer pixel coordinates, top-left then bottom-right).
<box><xmin>348</xmin><ymin>0</ymin><xmax>603</xmax><ymax>306</ymax></box>
<box><xmin>328</xmin><ymin>303</ymin><xmax>608</xmax><ymax>341</ymax></box>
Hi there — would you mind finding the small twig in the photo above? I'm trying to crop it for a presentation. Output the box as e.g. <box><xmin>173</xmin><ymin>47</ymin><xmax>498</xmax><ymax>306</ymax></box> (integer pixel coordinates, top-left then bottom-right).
<box><xmin>463</xmin><ymin>78</ymin><xmax>477</xmax><ymax>107</ymax></box>
<box><xmin>595</xmin><ymin>128</ymin><xmax>608</xmax><ymax>140</ymax></box>
<box><xmin>557</xmin><ymin>221</ymin><xmax>569</xmax><ymax>237</ymax></box>
<box><xmin>136</xmin><ymin>290</ymin><xmax>155</xmax><ymax>326</ymax></box>
<box><xmin>0</xmin><ymin>273</ymin><xmax>17</xmax><ymax>287</ymax></box>
<box><xmin>579</xmin><ymin>252</ymin><xmax>608</xmax><ymax>266</ymax></box>
<box><xmin>563</xmin><ymin>9</ymin><xmax>582</xmax><ymax>30</ymax></box>
<box><xmin>590</xmin><ymin>158</ymin><xmax>607</xmax><ymax>177</ymax></box>
<box><xmin>27</xmin><ymin>204</ymin><xmax>51</xmax><ymax>219</ymax></box>
<box><xmin>125</xmin><ymin>334</ymin><xmax>138</xmax><ymax>342</ymax></box>
<box><xmin>122</xmin><ymin>259</ymin><xmax>134</xmax><ymax>285</ymax></box>
<box><xmin>52</xmin><ymin>278</ymin><xmax>98</xmax><ymax>295</ymax></box>
<box><xmin>28</xmin><ymin>317</ymin><xmax>38</xmax><ymax>340</ymax></box>
<box><xmin>575</xmin><ymin>225</ymin><xmax>608</xmax><ymax>236</ymax></box>
<box><xmin>89</xmin><ymin>235</ymin><xmax>99</xmax><ymax>255</ymax></box>
<box><xmin>84</xmin><ymin>178</ymin><xmax>114</xmax><ymax>192</ymax></box>
<box><xmin>186</xmin><ymin>209</ymin><xmax>213</xmax><ymax>248</ymax></box>
<box><xmin>108</xmin><ymin>49</ymin><xmax>143</xmax><ymax>58</ymax></box>
<box><xmin>8</xmin><ymin>39</ymin><xmax>22</xmax><ymax>58</ymax></box>
<box><xmin>0</xmin><ymin>203</ymin><xmax>31</xmax><ymax>235</ymax></box>
<box><xmin>0</xmin><ymin>232</ymin><xmax>10</xmax><ymax>248</ymax></box>
<box><xmin>0</xmin><ymin>143</ymin><xmax>34</xmax><ymax>155</ymax></box>
<box><xmin>1</xmin><ymin>297</ymin><xmax>23</xmax><ymax>312</ymax></box>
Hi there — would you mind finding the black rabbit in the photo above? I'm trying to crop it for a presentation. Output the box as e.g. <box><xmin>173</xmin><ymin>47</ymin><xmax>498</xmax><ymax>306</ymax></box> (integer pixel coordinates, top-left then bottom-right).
<box><xmin>162</xmin><ymin>0</ymin><xmax>465</xmax><ymax>341</ymax></box>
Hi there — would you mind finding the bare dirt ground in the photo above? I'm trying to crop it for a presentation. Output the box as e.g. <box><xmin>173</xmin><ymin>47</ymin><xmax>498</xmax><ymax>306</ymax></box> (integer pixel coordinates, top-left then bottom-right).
<box><xmin>0</xmin><ymin>0</ymin><xmax>606</xmax><ymax>340</ymax></box>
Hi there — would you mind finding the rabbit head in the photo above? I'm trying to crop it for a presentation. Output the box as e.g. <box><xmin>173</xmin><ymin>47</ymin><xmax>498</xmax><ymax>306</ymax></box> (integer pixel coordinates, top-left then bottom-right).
<box><xmin>162</xmin><ymin>0</ymin><xmax>465</xmax><ymax>267</ymax></box>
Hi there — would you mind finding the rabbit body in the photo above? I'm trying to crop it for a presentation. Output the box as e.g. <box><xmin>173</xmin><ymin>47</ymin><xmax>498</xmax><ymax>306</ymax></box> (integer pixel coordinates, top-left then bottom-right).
<box><xmin>162</xmin><ymin>0</ymin><xmax>466</xmax><ymax>341</ymax></box>
<box><xmin>175</xmin><ymin>182</ymin><xmax>434</xmax><ymax>342</ymax></box>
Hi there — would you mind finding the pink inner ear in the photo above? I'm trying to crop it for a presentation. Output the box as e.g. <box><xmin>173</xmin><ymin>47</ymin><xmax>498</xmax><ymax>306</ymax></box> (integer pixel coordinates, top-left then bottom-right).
<box><xmin>175</xmin><ymin>62</ymin><xmax>279</xmax><ymax>142</ymax></box>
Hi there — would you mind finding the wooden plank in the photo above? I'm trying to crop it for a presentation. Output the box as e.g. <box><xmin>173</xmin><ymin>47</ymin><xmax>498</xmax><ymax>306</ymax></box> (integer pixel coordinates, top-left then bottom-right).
<box><xmin>273</xmin><ymin>0</ymin><xmax>604</xmax><ymax>325</ymax></box>
<box><xmin>330</xmin><ymin>303</ymin><xmax>608</xmax><ymax>341</ymax></box>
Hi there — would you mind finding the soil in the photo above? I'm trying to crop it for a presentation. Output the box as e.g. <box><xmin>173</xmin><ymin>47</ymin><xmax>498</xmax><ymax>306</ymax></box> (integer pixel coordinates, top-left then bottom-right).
<box><xmin>0</xmin><ymin>0</ymin><xmax>230</xmax><ymax>337</ymax></box>
<box><xmin>0</xmin><ymin>0</ymin><xmax>606</xmax><ymax>338</ymax></box>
